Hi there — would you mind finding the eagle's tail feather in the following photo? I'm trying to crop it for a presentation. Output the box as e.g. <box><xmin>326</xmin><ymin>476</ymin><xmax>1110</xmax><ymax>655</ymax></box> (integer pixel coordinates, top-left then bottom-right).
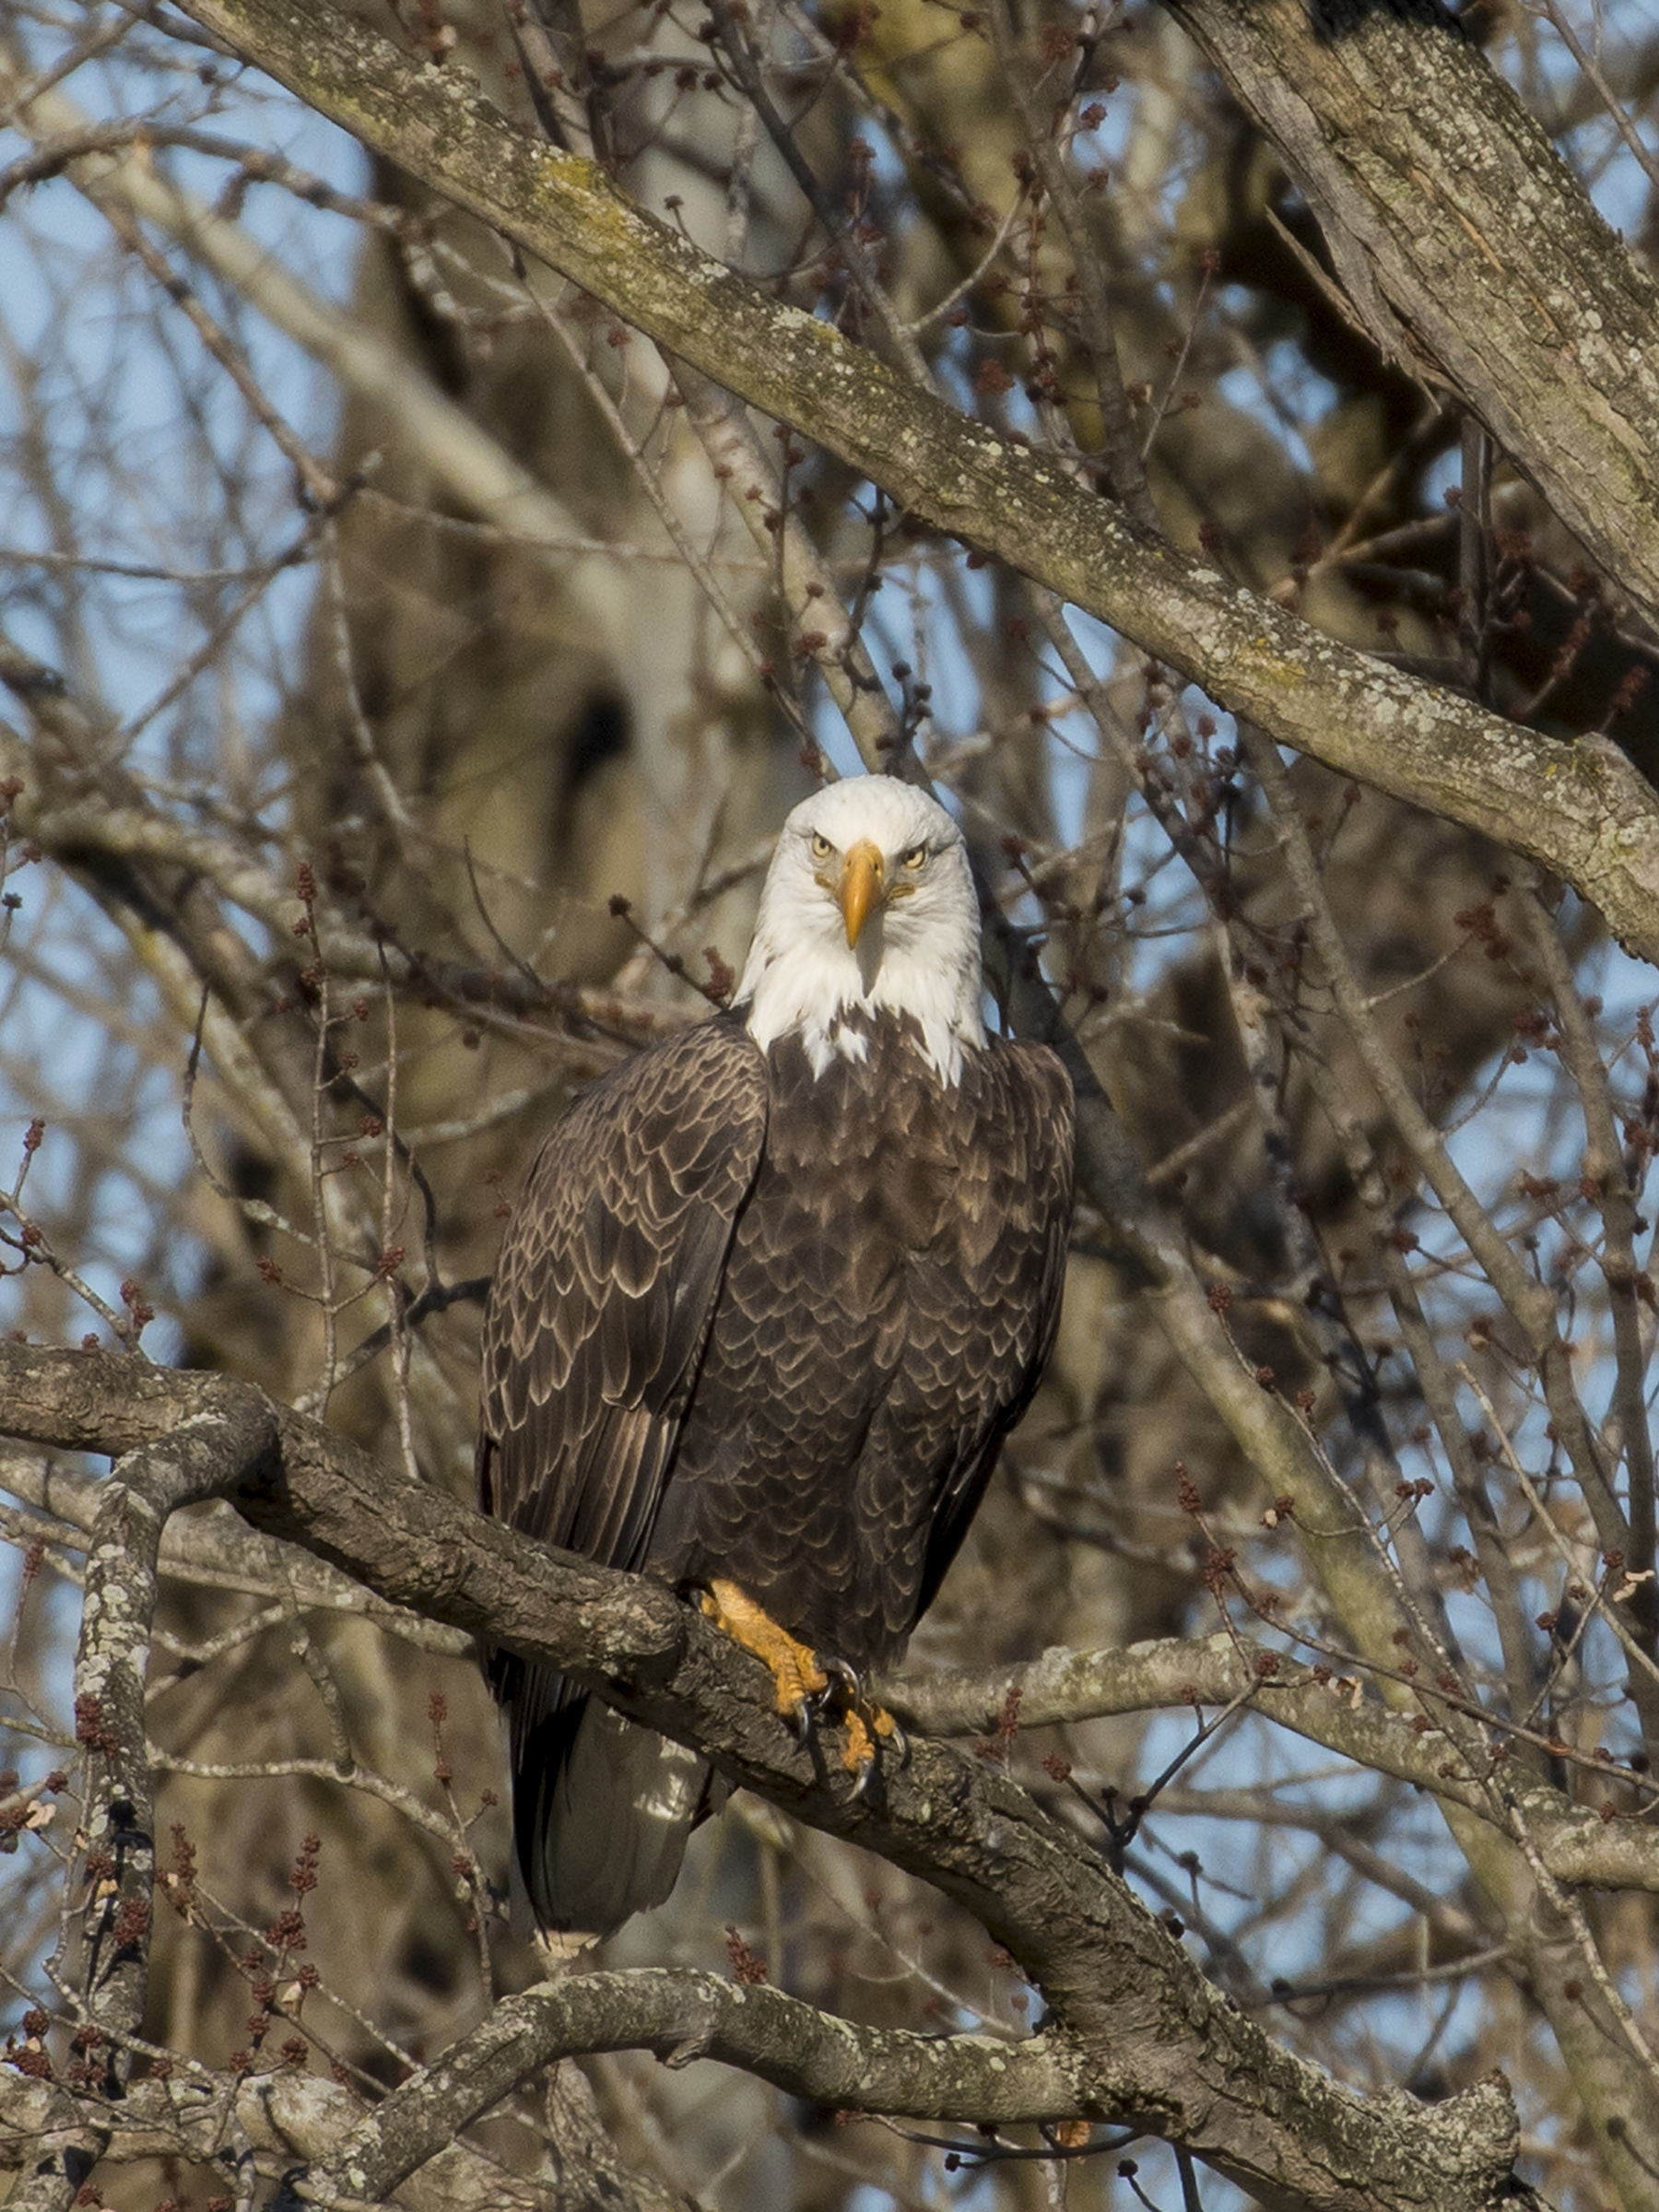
<box><xmin>515</xmin><ymin>1688</ymin><xmax>715</xmax><ymax>1942</ymax></box>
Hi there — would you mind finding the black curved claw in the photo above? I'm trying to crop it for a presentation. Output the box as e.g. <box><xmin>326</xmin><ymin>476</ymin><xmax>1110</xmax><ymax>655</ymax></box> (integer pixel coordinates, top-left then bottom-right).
<box><xmin>812</xmin><ymin>1651</ymin><xmax>862</xmax><ymax>1708</ymax></box>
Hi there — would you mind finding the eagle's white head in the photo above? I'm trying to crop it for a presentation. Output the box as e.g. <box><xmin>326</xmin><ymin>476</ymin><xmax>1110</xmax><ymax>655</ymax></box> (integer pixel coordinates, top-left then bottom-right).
<box><xmin>736</xmin><ymin>776</ymin><xmax>987</xmax><ymax>1085</ymax></box>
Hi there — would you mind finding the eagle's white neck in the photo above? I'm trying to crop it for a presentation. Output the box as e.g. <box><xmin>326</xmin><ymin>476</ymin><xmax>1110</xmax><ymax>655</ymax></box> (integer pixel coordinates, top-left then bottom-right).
<box><xmin>740</xmin><ymin>927</ymin><xmax>985</xmax><ymax>1085</ymax></box>
<box><xmin>735</xmin><ymin>786</ymin><xmax>987</xmax><ymax>1087</ymax></box>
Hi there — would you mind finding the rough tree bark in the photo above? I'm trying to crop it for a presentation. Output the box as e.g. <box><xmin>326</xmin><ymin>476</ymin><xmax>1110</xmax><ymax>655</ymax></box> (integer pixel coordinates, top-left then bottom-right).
<box><xmin>1161</xmin><ymin>0</ymin><xmax>1659</xmax><ymax>623</ymax></box>
<box><xmin>0</xmin><ymin>1340</ymin><xmax>1537</xmax><ymax>2212</ymax></box>
<box><xmin>162</xmin><ymin>0</ymin><xmax>1659</xmax><ymax>966</ymax></box>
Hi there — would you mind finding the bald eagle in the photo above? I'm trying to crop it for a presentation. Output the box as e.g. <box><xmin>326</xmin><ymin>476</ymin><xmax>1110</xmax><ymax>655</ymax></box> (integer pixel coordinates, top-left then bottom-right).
<box><xmin>477</xmin><ymin>776</ymin><xmax>1075</xmax><ymax>1942</ymax></box>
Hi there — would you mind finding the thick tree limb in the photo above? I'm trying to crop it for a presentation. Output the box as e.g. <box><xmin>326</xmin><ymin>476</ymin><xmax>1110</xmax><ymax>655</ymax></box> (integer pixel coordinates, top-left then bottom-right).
<box><xmin>16</xmin><ymin>1393</ymin><xmax>280</xmax><ymax>2212</ymax></box>
<box><xmin>4</xmin><ymin>1439</ymin><xmax>1636</xmax><ymax>1893</ymax></box>
<box><xmin>67</xmin><ymin>1400</ymin><xmax>282</xmax><ymax>2073</ymax></box>
<box><xmin>292</xmin><ymin>1971</ymin><xmax>1077</xmax><ymax>2207</ymax></box>
<box><xmin>888</xmin><ymin>1632</ymin><xmax>1656</xmax><ymax>1891</ymax></box>
<box><xmin>1160</xmin><ymin>0</ymin><xmax>1659</xmax><ymax>623</ymax></box>
<box><xmin>165</xmin><ymin>0</ymin><xmax>1659</xmax><ymax>968</ymax></box>
<box><xmin>0</xmin><ymin>1340</ymin><xmax>1545</xmax><ymax>2211</ymax></box>
<box><xmin>0</xmin><ymin>2066</ymin><xmax>679</xmax><ymax>2211</ymax></box>
<box><xmin>0</xmin><ymin>1449</ymin><xmax>471</xmax><ymax>1647</ymax></box>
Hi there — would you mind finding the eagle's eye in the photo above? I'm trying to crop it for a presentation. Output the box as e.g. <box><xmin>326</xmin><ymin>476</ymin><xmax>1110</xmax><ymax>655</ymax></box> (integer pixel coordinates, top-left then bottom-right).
<box><xmin>810</xmin><ymin>831</ymin><xmax>832</xmax><ymax>861</ymax></box>
<box><xmin>900</xmin><ymin>843</ymin><xmax>928</xmax><ymax>872</ymax></box>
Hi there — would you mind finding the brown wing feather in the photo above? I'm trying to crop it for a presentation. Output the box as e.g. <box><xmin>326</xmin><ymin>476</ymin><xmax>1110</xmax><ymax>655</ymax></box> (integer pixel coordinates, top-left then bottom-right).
<box><xmin>477</xmin><ymin>1011</ymin><xmax>768</xmax><ymax>1575</ymax></box>
<box><xmin>477</xmin><ymin>1014</ymin><xmax>767</xmax><ymax>1931</ymax></box>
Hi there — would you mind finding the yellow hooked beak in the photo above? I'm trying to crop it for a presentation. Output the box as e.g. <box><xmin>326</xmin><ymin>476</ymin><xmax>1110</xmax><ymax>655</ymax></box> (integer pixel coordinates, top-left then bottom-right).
<box><xmin>837</xmin><ymin>840</ymin><xmax>885</xmax><ymax>947</ymax></box>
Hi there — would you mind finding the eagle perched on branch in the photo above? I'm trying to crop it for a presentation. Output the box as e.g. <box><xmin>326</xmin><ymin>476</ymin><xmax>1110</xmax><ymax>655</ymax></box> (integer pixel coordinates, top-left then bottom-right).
<box><xmin>477</xmin><ymin>776</ymin><xmax>1076</xmax><ymax>1943</ymax></box>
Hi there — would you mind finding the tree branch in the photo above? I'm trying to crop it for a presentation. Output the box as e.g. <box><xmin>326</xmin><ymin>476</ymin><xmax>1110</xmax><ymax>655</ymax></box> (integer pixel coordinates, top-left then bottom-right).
<box><xmin>0</xmin><ymin>2065</ymin><xmax>669</xmax><ymax>2211</ymax></box>
<box><xmin>888</xmin><ymin>1632</ymin><xmax>1659</xmax><ymax>1891</ymax></box>
<box><xmin>1159</xmin><ymin>0</ymin><xmax>1659</xmax><ymax>623</ymax></box>
<box><xmin>0</xmin><ymin>700</ymin><xmax>693</xmax><ymax>1052</ymax></box>
<box><xmin>292</xmin><ymin>1970</ymin><xmax>1074</xmax><ymax>2208</ymax></box>
<box><xmin>161</xmin><ymin>0</ymin><xmax>1659</xmax><ymax>969</ymax></box>
<box><xmin>0</xmin><ymin>1341</ymin><xmax>1538</xmax><ymax>2211</ymax></box>
<box><xmin>22</xmin><ymin>1390</ymin><xmax>279</xmax><ymax>2210</ymax></box>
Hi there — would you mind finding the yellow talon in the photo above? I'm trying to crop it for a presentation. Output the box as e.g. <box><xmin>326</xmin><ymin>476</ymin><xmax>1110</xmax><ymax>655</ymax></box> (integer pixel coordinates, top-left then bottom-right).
<box><xmin>701</xmin><ymin>1581</ymin><xmax>900</xmax><ymax>1786</ymax></box>
<box><xmin>702</xmin><ymin>1579</ymin><xmax>829</xmax><ymax>1716</ymax></box>
<box><xmin>840</xmin><ymin>1697</ymin><xmax>900</xmax><ymax>1784</ymax></box>
<box><xmin>841</xmin><ymin>1706</ymin><xmax>875</xmax><ymax>1775</ymax></box>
